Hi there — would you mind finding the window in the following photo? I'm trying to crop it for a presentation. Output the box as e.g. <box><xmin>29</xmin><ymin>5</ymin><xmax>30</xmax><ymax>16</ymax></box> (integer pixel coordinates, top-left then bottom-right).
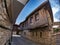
<box><xmin>30</xmin><ymin>16</ymin><xmax>33</xmax><ymax>23</ymax></box>
<box><xmin>32</xmin><ymin>32</ymin><xmax>34</xmax><ymax>36</ymax></box>
<box><xmin>26</xmin><ymin>21</ymin><xmax>28</xmax><ymax>26</ymax></box>
<box><xmin>40</xmin><ymin>32</ymin><xmax>42</xmax><ymax>38</ymax></box>
<box><xmin>22</xmin><ymin>24</ymin><xmax>24</xmax><ymax>27</ymax></box>
<box><xmin>36</xmin><ymin>32</ymin><xmax>37</xmax><ymax>36</ymax></box>
<box><xmin>35</xmin><ymin>12</ymin><xmax>39</xmax><ymax>21</ymax></box>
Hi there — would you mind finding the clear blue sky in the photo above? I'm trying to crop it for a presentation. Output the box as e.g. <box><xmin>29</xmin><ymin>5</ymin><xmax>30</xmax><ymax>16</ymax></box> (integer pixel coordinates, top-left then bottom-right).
<box><xmin>15</xmin><ymin>0</ymin><xmax>60</xmax><ymax>25</ymax></box>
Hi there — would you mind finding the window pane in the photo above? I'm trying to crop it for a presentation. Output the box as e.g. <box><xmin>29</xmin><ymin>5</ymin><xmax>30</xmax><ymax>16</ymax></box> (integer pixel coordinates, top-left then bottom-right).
<box><xmin>30</xmin><ymin>16</ymin><xmax>33</xmax><ymax>23</ymax></box>
<box><xmin>35</xmin><ymin>12</ymin><xmax>39</xmax><ymax>21</ymax></box>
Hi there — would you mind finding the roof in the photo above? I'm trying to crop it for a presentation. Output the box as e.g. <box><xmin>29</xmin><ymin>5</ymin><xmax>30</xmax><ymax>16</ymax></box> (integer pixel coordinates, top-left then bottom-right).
<box><xmin>5</xmin><ymin>0</ymin><xmax>29</xmax><ymax>24</ymax></box>
<box><xmin>53</xmin><ymin>22</ymin><xmax>60</xmax><ymax>25</ymax></box>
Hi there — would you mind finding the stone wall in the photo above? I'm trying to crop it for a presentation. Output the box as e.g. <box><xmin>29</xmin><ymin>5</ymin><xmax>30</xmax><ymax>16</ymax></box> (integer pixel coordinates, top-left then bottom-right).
<box><xmin>0</xmin><ymin>0</ymin><xmax>12</xmax><ymax>45</ymax></box>
<box><xmin>0</xmin><ymin>28</ymin><xmax>11</xmax><ymax>45</ymax></box>
<box><xmin>21</xmin><ymin>27</ymin><xmax>53</xmax><ymax>45</ymax></box>
<box><xmin>51</xmin><ymin>34</ymin><xmax>56</xmax><ymax>45</ymax></box>
<box><xmin>52</xmin><ymin>32</ymin><xmax>60</xmax><ymax>45</ymax></box>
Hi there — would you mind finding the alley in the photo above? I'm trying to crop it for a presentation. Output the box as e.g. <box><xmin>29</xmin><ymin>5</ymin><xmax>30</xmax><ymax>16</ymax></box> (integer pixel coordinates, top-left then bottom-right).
<box><xmin>11</xmin><ymin>35</ymin><xmax>40</xmax><ymax>45</ymax></box>
<box><xmin>0</xmin><ymin>0</ymin><xmax>60</xmax><ymax>45</ymax></box>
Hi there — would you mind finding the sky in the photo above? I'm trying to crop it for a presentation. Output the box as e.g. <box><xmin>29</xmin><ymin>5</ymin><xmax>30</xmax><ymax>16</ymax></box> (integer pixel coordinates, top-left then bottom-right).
<box><xmin>49</xmin><ymin>0</ymin><xmax>60</xmax><ymax>22</ymax></box>
<box><xmin>15</xmin><ymin>0</ymin><xmax>47</xmax><ymax>25</ymax></box>
<box><xmin>15</xmin><ymin>0</ymin><xmax>60</xmax><ymax>25</ymax></box>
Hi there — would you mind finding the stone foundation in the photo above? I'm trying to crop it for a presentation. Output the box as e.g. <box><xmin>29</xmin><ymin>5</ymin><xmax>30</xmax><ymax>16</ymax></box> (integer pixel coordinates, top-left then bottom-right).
<box><xmin>0</xmin><ymin>0</ymin><xmax>12</xmax><ymax>45</ymax></box>
<box><xmin>21</xmin><ymin>27</ymin><xmax>53</xmax><ymax>45</ymax></box>
<box><xmin>0</xmin><ymin>28</ymin><xmax>11</xmax><ymax>45</ymax></box>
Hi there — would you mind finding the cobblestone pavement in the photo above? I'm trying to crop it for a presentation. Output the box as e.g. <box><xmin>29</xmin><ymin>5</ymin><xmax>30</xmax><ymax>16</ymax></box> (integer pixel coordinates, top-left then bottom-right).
<box><xmin>11</xmin><ymin>35</ymin><xmax>40</xmax><ymax>45</ymax></box>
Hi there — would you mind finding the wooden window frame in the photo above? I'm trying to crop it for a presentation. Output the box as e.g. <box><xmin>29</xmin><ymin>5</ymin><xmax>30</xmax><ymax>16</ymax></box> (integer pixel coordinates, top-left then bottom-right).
<box><xmin>30</xmin><ymin>16</ymin><xmax>33</xmax><ymax>23</ymax></box>
<box><xmin>35</xmin><ymin>12</ymin><xmax>39</xmax><ymax>21</ymax></box>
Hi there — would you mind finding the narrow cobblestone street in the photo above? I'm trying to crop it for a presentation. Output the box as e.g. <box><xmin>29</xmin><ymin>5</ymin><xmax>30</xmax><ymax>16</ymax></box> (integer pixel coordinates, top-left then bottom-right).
<box><xmin>11</xmin><ymin>35</ymin><xmax>40</xmax><ymax>45</ymax></box>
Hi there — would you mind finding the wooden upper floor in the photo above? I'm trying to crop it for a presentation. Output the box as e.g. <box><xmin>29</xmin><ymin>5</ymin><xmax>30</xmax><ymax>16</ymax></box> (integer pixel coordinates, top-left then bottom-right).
<box><xmin>19</xmin><ymin>1</ymin><xmax>53</xmax><ymax>30</ymax></box>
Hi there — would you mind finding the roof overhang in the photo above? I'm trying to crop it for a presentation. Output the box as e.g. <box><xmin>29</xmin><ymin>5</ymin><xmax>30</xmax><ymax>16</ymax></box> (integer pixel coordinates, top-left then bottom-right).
<box><xmin>5</xmin><ymin>0</ymin><xmax>29</xmax><ymax>24</ymax></box>
<box><xmin>17</xmin><ymin>0</ymin><xmax>28</xmax><ymax>5</ymax></box>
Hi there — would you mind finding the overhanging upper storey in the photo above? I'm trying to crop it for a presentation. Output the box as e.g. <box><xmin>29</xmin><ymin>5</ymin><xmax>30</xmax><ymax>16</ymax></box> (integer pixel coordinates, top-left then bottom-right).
<box><xmin>19</xmin><ymin>0</ymin><xmax>53</xmax><ymax>30</ymax></box>
<box><xmin>4</xmin><ymin>0</ymin><xmax>29</xmax><ymax>24</ymax></box>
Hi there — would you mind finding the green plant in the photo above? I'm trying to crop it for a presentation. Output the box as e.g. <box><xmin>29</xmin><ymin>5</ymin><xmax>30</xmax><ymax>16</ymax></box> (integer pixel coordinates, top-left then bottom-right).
<box><xmin>54</xmin><ymin>28</ymin><xmax>60</xmax><ymax>32</ymax></box>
